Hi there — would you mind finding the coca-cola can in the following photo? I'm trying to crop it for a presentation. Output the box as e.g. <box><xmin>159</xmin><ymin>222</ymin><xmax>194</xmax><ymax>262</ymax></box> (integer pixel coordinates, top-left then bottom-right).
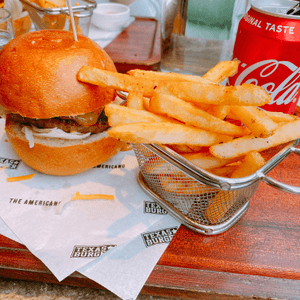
<box><xmin>228</xmin><ymin>0</ymin><xmax>300</xmax><ymax>114</ymax></box>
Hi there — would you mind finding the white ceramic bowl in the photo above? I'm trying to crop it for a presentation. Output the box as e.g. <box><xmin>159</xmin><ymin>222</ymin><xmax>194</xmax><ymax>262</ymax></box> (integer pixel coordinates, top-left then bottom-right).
<box><xmin>91</xmin><ymin>3</ymin><xmax>130</xmax><ymax>31</ymax></box>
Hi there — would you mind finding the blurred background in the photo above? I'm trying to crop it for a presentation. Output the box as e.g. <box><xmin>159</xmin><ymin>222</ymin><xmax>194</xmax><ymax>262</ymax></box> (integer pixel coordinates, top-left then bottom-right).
<box><xmin>105</xmin><ymin>0</ymin><xmax>250</xmax><ymax>40</ymax></box>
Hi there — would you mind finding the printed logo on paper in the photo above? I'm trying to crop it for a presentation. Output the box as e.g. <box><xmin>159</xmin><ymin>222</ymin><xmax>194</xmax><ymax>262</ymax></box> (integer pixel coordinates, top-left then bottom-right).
<box><xmin>70</xmin><ymin>245</ymin><xmax>116</xmax><ymax>258</ymax></box>
<box><xmin>141</xmin><ymin>227</ymin><xmax>179</xmax><ymax>248</ymax></box>
<box><xmin>144</xmin><ymin>201</ymin><xmax>168</xmax><ymax>215</ymax></box>
<box><xmin>9</xmin><ymin>198</ymin><xmax>60</xmax><ymax>208</ymax></box>
<box><xmin>94</xmin><ymin>163</ymin><xmax>125</xmax><ymax>169</ymax></box>
<box><xmin>0</xmin><ymin>157</ymin><xmax>21</xmax><ymax>169</ymax></box>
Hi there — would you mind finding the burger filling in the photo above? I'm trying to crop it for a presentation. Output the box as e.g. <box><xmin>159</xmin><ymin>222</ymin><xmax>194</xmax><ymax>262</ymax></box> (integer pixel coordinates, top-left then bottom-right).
<box><xmin>8</xmin><ymin>109</ymin><xmax>109</xmax><ymax>135</ymax></box>
<box><xmin>5</xmin><ymin>107</ymin><xmax>110</xmax><ymax>148</ymax></box>
<box><xmin>1</xmin><ymin>94</ymin><xmax>126</xmax><ymax>147</ymax></box>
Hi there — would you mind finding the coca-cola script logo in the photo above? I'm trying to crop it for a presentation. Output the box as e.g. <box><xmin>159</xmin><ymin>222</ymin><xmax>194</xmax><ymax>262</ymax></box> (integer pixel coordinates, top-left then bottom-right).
<box><xmin>231</xmin><ymin>59</ymin><xmax>300</xmax><ymax>113</ymax></box>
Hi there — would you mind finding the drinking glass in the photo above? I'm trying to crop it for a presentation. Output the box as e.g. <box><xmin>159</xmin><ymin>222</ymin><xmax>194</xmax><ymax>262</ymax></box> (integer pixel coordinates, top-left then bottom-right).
<box><xmin>160</xmin><ymin>0</ymin><xmax>188</xmax><ymax>73</ymax></box>
<box><xmin>159</xmin><ymin>0</ymin><xmax>250</xmax><ymax>76</ymax></box>
<box><xmin>0</xmin><ymin>8</ymin><xmax>15</xmax><ymax>50</ymax></box>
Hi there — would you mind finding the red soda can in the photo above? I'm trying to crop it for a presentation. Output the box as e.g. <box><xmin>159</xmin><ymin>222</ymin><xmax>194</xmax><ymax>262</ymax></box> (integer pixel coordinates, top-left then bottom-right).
<box><xmin>228</xmin><ymin>0</ymin><xmax>300</xmax><ymax>114</ymax></box>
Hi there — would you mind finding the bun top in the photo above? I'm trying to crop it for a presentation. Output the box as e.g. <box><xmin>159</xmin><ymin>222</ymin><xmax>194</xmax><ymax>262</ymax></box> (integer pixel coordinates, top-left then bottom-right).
<box><xmin>0</xmin><ymin>30</ymin><xmax>117</xmax><ymax>119</ymax></box>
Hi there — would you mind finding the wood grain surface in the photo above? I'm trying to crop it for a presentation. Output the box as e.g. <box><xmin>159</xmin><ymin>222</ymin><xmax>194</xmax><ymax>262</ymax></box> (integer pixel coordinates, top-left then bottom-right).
<box><xmin>104</xmin><ymin>18</ymin><xmax>161</xmax><ymax>73</ymax></box>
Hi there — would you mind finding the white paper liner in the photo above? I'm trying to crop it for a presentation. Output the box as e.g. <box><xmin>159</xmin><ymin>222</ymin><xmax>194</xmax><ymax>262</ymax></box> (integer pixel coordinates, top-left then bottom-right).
<box><xmin>0</xmin><ymin>216</ymin><xmax>21</xmax><ymax>243</ymax></box>
<box><xmin>0</xmin><ymin>119</ymin><xmax>181</xmax><ymax>299</ymax></box>
<box><xmin>79</xmin><ymin>216</ymin><xmax>179</xmax><ymax>300</ymax></box>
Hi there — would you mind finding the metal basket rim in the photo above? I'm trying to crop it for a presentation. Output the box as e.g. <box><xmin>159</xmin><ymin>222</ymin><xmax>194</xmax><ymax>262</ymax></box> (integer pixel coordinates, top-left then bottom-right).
<box><xmin>136</xmin><ymin>139</ymin><xmax>298</xmax><ymax>191</ymax></box>
<box><xmin>20</xmin><ymin>0</ymin><xmax>96</xmax><ymax>15</ymax></box>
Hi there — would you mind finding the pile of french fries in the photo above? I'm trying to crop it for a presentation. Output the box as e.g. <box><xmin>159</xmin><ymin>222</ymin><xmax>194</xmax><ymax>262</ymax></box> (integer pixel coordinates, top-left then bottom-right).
<box><xmin>29</xmin><ymin>0</ymin><xmax>66</xmax><ymax>9</ymax></box>
<box><xmin>77</xmin><ymin>60</ymin><xmax>300</xmax><ymax>180</ymax></box>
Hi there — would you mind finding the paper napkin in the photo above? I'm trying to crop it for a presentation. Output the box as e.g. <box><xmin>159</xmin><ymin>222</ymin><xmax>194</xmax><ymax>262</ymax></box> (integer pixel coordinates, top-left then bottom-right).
<box><xmin>0</xmin><ymin>119</ymin><xmax>179</xmax><ymax>283</ymax></box>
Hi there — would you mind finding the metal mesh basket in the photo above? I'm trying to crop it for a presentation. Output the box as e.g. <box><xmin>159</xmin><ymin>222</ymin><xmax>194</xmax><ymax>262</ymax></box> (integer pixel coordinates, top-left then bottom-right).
<box><xmin>20</xmin><ymin>0</ymin><xmax>96</xmax><ymax>36</ymax></box>
<box><xmin>133</xmin><ymin>141</ymin><xmax>300</xmax><ymax>235</ymax></box>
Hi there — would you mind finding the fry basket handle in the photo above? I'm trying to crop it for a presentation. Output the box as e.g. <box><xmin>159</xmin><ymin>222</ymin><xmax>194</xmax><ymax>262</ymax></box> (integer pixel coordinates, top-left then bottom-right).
<box><xmin>262</xmin><ymin>147</ymin><xmax>300</xmax><ymax>194</ymax></box>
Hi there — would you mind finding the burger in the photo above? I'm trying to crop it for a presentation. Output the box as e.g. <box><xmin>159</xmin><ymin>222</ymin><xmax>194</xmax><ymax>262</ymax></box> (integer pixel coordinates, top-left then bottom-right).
<box><xmin>0</xmin><ymin>30</ymin><xmax>125</xmax><ymax>176</ymax></box>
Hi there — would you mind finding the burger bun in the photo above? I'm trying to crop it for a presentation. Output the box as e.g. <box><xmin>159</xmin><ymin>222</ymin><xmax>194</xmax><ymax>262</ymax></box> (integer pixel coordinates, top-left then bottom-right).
<box><xmin>5</xmin><ymin>117</ymin><xmax>125</xmax><ymax>176</ymax></box>
<box><xmin>0</xmin><ymin>30</ymin><xmax>125</xmax><ymax>176</ymax></box>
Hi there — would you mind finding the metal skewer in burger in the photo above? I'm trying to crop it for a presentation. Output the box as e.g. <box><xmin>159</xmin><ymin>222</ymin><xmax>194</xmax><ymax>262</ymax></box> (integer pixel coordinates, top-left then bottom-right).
<box><xmin>0</xmin><ymin>29</ymin><xmax>125</xmax><ymax>175</ymax></box>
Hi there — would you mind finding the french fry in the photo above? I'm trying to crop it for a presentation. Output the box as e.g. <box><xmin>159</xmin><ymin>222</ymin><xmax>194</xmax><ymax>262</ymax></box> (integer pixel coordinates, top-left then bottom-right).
<box><xmin>204</xmin><ymin>150</ymin><xmax>264</xmax><ymax>221</ymax></box>
<box><xmin>13</xmin><ymin>13</ymin><xmax>32</xmax><ymax>37</ymax></box>
<box><xmin>37</xmin><ymin>0</ymin><xmax>46</xmax><ymax>7</ymax></box>
<box><xmin>142</xmin><ymin>97</ymin><xmax>151</xmax><ymax>111</ymax></box>
<box><xmin>205</xmin><ymin>151</ymin><xmax>258</xmax><ymax>224</ymax></box>
<box><xmin>106</xmin><ymin>103</ymin><xmax>181</xmax><ymax>125</ymax></box>
<box><xmin>167</xmin><ymin>144</ymin><xmax>203</xmax><ymax>154</ymax></box>
<box><xmin>210</xmin><ymin>119</ymin><xmax>300</xmax><ymax>159</ymax></box>
<box><xmin>202</xmin><ymin>60</ymin><xmax>239</xmax><ymax>83</ymax></box>
<box><xmin>159</xmin><ymin>172</ymin><xmax>209</xmax><ymax>195</ymax></box>
<box><xmin>204</xmin><ymin>191</ymin><xmax>235</xmax><ymax>224</ymax></box>
<box><xmin>231</xmin><ymin>151</ymin><xmax>266</xmax><ymax>178</ymax></box>
<box><xmin>263</xmin><ymin>110</ymin><xmax>299</xmax><ymax>123</ymax></box>
<box><xmin>230</xmin><ymin>105</ymin><xmax>278</xmax><ymax>137</ymax></box>
<box><xmin>127</xmin><ymin>90</ymin><xmax>144</xmax><ymax>110</ymax></box>
<box><xmin>120</xmin><ymin>143</ymin><xmax>133</xmax><ymax>151</ymax></box>
<box><xmin>78</xmin><ymin>66</ymin><xmax>157</xmax><ymax>96</ymax></box>
<box><xmin>228</xmin><ymin>108</ymin><xmax>298</xmax><ymax>124</ymax></box>
<box><xmin>42</xmin><ymin>14</ymin><xmax>66</xmax><ymax>30</ymax></box>
<box><xmin>105</xmin><ymin>103</ymin><xmax>169</xmax><ymax>126</ymax></box>
<box><xmin>181</xmin><ymin>152</ymin><xmax>241</xmax><ymax>170</ymax></box>
<box><xmin>149</xmin><ymin>93</ymin><xmax>250</xmax><ymax>136</ymax></box>
<box><xmin>155</xmin><ymin>82</ymin><xmax>271</xmax><ymax>106</ymax></box>
<box><xmin>225</xmin><ymin>111</ymin><xmax>239</xmax><ymax>121</ymax></box>
<box><xmin>77</xmin><ymin>66</ymin><xmax>271</xmax><ymax>106</ymax></box>
<box><xmin>127</xmin><ymin>69</ymin><xmax>215</xmax><ymax>85</ymax></box>
<box><xmin>206</xmin><ymin>105</ymin><xmax>230</xmax><ymax>120</ymax></box>
<box><xmin>107</xmin><ymin>122</ymin><xmax>233</xmax><ymax>146</ymax></box>
<box><xmin>208</xmin><ymin>164</ymin><xmax>240</xmax><ymax>178</ymax></box>
<box><xmin>191</xmin><ymin>102</ymin><xmax>211</xmax><ymax>111</ymax></box>
<box><xmin>43</xmin><ymin>0</ymin><xmax>66</xmax><ymax>7</ymax></box>
<box><xmin>143</xmin><ymin>160</ymin><xmax>169</xmax><ymax>176</ymax></box>
<box><xmin>186</xmin><ymin>145</ymin><xmax>206</xmax><ymax>153</ymax></box>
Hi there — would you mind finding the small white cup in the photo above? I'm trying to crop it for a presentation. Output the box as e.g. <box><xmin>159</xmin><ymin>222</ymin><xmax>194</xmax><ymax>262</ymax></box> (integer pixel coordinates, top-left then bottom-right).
<box><xmin>91</xmin><ymin>3</ymin><xmax>130</xmax><ymax>31</ymax></box>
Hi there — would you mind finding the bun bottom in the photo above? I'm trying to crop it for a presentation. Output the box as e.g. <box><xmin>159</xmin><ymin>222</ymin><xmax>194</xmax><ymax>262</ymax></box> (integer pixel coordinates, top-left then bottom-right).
<box><xmin>5</xmin><ymin>118</ymin><xmax>125</xmax><ymax>176</ymax></box>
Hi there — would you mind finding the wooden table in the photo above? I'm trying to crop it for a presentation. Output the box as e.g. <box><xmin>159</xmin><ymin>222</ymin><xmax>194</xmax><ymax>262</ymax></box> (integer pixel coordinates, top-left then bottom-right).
<box><xmin>1</xmin><ymin>18</ymin><xmax>300</xmax><ymax>300</ymax></box>
<box><xmin>104</xmin><ymin>17</ymin><xmax>161</xmax><ymax>73</ymax></box>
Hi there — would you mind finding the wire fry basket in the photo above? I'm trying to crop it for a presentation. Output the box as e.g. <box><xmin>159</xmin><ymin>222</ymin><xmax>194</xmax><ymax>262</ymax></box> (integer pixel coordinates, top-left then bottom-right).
<box><xmin>132</xmin><ymin>140</ymin><xmax>300</xmax><ymax>235</ymax></box>
<box><xmin>20</xmin><ymin>0</ymin><xmax>96</xmax><ymax>36</ymax></box>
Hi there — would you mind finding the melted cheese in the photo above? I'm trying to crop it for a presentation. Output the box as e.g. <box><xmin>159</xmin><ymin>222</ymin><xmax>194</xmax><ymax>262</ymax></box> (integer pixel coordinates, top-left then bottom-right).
<box><xmin>55</xmin><ymin>191</ymin><xmax>114</xmax><ymax>214</ymax></box>
<box><xmin>7</xmin><ymin>173</ymin><xmax>35</xmax><ymax>182</ymax></box>
<box><xmin>71</xmin><ymin>191</ymin><xmax>114</xmax><ymax>201</ymax></box>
